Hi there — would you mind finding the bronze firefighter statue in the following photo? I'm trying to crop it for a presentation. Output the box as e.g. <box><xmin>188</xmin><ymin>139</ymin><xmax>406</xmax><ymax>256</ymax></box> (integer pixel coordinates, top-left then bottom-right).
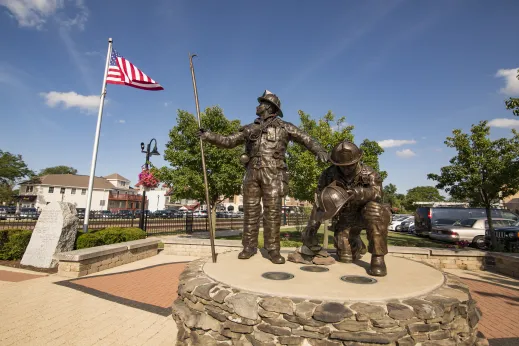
<box><xmin>198</xmin><ymin>90</ymin><xmax>328</xmax><ymax>264</ymax></box>
<box><xmin>301</xmin><ymin>140</ymin><xmax>391</xmax><ymax>276</ymax></box>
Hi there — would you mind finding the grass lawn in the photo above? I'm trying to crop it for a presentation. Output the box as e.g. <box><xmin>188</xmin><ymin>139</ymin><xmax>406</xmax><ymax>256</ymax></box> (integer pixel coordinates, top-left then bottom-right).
<box><xmin>215</xmin><ymin>226</ymin><xmax>448</xmax><ymax>249</ymax></box>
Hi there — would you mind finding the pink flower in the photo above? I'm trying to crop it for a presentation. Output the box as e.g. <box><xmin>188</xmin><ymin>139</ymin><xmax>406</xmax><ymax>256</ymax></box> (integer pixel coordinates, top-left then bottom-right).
<box><xmin>136</xmin><ymin>168</ymin><xmax>159</xmax><ymax>188</ymax></box>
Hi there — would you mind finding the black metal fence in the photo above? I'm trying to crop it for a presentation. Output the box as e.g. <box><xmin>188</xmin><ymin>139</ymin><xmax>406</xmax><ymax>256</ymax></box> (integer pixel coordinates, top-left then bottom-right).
<box><xmin>0</xmin><ymin>211</ymin><xmax>309</xmax><ymax>235</ymax></box>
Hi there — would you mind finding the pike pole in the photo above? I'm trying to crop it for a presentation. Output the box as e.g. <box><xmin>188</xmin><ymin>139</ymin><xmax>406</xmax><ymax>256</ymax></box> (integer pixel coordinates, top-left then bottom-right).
<box><xmin>189</xmin><ymin>53</ymin><xmax>217</xmax><ymax>263</ymax></box>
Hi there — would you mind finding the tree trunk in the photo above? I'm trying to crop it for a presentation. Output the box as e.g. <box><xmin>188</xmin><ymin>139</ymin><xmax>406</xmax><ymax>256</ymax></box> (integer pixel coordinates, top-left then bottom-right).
<box><xmin>485</xmin><ymin>204</ymin><xmax>497</xmax><ymax>251</ymax></box>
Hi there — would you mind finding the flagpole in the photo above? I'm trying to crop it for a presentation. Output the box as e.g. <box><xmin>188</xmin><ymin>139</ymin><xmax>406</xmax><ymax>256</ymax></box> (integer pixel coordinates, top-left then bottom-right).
<box><xmin>189</xmin><ymin>53</ymin><xmax>217</xmax><ymax>263</ymax></box>
<box><xmin>83</xmin><ymin>38</ymin><xmax>113</xmax><ymax>232</ymax></box>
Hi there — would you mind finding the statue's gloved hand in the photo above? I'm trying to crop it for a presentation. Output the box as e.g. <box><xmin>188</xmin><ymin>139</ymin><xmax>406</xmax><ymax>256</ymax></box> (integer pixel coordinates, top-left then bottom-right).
<box><xmin>197</xmin><ymin>128</ymin><xmax>208</xmax><ymax>140</ymax></box>
<box><xmin>316</xmin><ymin>151</ymin><xmax>329</xmax><ymax>163</ymax></box>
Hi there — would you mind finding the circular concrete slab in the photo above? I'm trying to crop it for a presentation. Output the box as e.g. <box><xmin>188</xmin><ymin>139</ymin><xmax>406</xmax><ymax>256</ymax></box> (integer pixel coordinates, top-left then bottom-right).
<box><xmin>203</xmin><ymin>250</ymin><xmax>445</xmax><ymax>302</ymax></box>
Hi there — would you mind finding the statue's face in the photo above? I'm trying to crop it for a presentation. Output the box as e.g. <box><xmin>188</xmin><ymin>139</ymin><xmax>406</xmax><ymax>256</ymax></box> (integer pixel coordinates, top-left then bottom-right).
<box><xmin>339</xmin><ymin>163</ymin><xmax>358</xmax><ymax>177</ymax></box>
<box><xmin>256</xmin><ymin>101</ymin><xmax>269</xmax><ymax>117</ymax></box>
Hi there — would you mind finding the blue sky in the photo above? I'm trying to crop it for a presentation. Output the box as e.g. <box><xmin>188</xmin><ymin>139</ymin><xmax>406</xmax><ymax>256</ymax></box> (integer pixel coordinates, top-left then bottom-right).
<box><xmin>1</xmin><ymin>0</ymin><xmax>519</xmax><ymax>196</ymax></box>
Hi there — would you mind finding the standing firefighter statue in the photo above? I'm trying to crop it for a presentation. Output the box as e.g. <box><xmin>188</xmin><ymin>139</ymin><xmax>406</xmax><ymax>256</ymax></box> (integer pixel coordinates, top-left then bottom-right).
<box><xmin>198</xmin><ymin>90</ymin><xmax>328</xmax><ymax>264</ymax></box>
<box><xmin>301</xmin><ymin>140</ymin><xmax>391</xmax><ymax>276</ymax></box>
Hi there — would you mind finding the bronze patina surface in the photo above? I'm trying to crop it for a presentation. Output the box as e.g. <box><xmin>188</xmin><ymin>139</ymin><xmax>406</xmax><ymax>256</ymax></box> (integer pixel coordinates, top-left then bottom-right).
<box><xmin>199</xmin><ymin>90</ymin><xmax>328</xmax><ymax>264</ymax></box>
<box><xmin>301</xmin><ymin>140</ymin><xmax>391</xmax><ymax>276</ymax></box>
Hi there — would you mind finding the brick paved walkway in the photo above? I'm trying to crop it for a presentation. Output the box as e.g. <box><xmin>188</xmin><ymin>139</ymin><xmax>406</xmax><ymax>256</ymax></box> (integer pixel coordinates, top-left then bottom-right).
<box><xmin>0</xmin><ymin>253</ymin><xmax>196</xmax><ymax>346</ymax></box>
<box><xmin>0</xmin><ymin>270</ymin><xmax>46</xmax><ymax>282</ymax></box>
<box><xmin>56</xmin><ymin>263</ymin><xmax>187</xmax><ymax>316</ymax></box>
<box><xmin>461</xmin><ymin>277</ymin><xmax>519</xmax><ymax>346</ymax></box>
<box><xmin>1</xmin><ymin>253</ymin><xmax>518</xmax><ymax>346</ymax></box>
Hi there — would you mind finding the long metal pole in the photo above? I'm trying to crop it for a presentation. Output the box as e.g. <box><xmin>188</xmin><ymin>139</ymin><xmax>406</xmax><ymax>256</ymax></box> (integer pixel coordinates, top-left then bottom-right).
<box><xmin>139</xmin><ymin>146</ymin><xmax>150</xmax><ymax>230</ymax></box>
<box><xmin>189</xmin><ymin>53</ymin><xmax>217</xmax><ymax>263</ymax></box>
<box><xmin>83</xmin><ymin>38</ymin><xmax>113</xmax><ymax>232</ymax></box>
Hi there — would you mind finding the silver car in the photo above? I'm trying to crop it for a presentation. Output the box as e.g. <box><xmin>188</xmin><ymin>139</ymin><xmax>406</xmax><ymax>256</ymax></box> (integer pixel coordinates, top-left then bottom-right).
<box><xmin>430</xmin><ymin>217</ymin><xmax>516</xmax><ymax>249</ymax></box>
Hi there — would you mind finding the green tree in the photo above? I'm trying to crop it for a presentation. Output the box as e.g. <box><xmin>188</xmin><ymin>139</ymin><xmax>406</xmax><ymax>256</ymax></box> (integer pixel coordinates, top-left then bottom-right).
<box><xmin>404</xmin><ymin>186</ymin><xmax>444</xmax><ymax>211</ymax></box>
<box><xmin>504</xmin><ymin>69</ymin><xmax>519</xmax><ymax>116</ymax></box>
<box><xmin>286</xmin><ymin>110</ymin><xmax>386</xmax><ymax>203</ymax></box>
<box><xmin>382</xmin><ymin>183</ymin><xmax>408</xmax><ymax>212</ymax></box>
<box><xmin>0</xmin><ymin>150</ymin><xmax>34</xmax><ymax>204</ymax></box>
<box><xmin>154</xmin><ymin>106</ymin><xmax>245</xmax><ymax>224</ymax></box>
<box><xmin>427</xmin><ymin>121</ymin><xmax>519</xmax><ymax>249</ymax></box>
<box><xmin>359</xmin><ymin>139</ymin><xmax>387</xmax><ymax>181</ymax></box>
<box><xmin>38</xmin><ymin>165</ymin><xmax>78</xmax><ymax>176</ymax></box>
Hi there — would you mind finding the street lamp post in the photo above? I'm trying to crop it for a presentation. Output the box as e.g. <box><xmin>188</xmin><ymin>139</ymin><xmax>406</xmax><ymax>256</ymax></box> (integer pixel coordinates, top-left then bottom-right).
<box><xmin>139</xmin><ymin>138</ymin><xmax>160</xmax><ymax>230</ymax></box>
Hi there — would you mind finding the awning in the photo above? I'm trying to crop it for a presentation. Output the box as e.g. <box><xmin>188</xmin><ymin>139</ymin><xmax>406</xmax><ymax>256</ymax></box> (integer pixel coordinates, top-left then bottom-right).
<box><xmin>14</xmin><ymin>195</ymin><xmax>37</xmax><ymax>202</ymax></box>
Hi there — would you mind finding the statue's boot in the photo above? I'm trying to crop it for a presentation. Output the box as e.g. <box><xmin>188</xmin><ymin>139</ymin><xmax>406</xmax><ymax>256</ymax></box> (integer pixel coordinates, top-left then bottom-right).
<box><xmin>238</xmin><ymin>247</ymin><xmax>257</xmax><ymax>259</ymax></box>
<box><xmin>350</xmin><ymin>236</ymin><xmax>367</xmax><ymax>261</ymax></box>
<box><xmin>369</xmin><ymin>255</ymin><xmax>387</xmax><ymax>277</ymax></box>
<box><xmin>268</xmin><ymin>250</ymin><xmax>285</xmax><ymax>264</ymax></box>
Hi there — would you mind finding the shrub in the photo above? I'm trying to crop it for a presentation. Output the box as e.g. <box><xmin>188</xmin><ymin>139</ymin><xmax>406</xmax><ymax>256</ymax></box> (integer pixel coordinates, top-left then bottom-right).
<box><xmin>0</xmin><ymin>229</ymin><xmax>32</xmax><ymax>260</ymax></box>
<box><xmin>75</xmin><ymin>227</ymin><xmax>146</xmax><ymax>249</ymax></box>
<box><xmin>75</xmin><ymin>232</ymin><xmax>104</xmax><ymax>249</ymax></box>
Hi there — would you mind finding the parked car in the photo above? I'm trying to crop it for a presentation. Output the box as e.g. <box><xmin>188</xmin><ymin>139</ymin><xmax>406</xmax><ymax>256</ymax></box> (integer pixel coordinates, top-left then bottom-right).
<box><xmin>414</xmin><ymin>207</ymin><xmax>518</xmax><ymax>237</ymax></box>
<box><xmin>394</xmin><ymin>216</ymin><xmax>414</xmax><ymax>232</ymax></box>
<box><xmin>76</xmin><ymin>208</ymin><xmax>86</xmax><ymax>218</ymax></box>
<box><xmin>401</xmin><ymin>220</ymin><xmax>414</xmax><ymax>233</ymax></box>
<box><xmin>485</xmin><ymin>221</ymin><xmax>519</xmax><ymax>251</ymax></box>
<box><xmin>116</xmin><ymin>210</ymin><xmax>135</xmax><ymax>219</ymax></box>
<box><xmin>193</xmin><ymin>210</ymin><xmax>208</xmax><ymax>218</ymax></box>
<box><xmin>0</xmin><ymin>206</ymin><xmax>7</xmax><ymax>220</ymax></box>
<box><xmin>97</xmin><ymin>210</ymin><xmax>114</xmax><ymax>219</ymax></box>
<box><xmin>15</xmin><ymin>207</ymin><xmax>39</xmax><ymax>220</ymax></box>
<box><xmin>430</xmin><ymin>217</ymin><xmax>516</xmax><ymax>249</ymax></box>
<box><xmin>388</xmin><ymin>214</ymin><xmax>412</xmax><ymax>231</ymax></box>
<box><xmin>153</xmin><ymin>209</ymin><xmax>182</xmax><ymax>218</ymax></box>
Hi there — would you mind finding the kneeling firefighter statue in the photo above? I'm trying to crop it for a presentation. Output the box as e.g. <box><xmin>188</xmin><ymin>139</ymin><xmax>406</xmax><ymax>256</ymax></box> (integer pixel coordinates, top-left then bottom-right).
<box><xmin>301</xmin><ymin>140</ymin><xmax>391</xmax><ymax>276</ymax></box>
<box><xmin>198</xmin><ymin>90</ymin><xmax>328</xmax><ymax>264</ymax></box>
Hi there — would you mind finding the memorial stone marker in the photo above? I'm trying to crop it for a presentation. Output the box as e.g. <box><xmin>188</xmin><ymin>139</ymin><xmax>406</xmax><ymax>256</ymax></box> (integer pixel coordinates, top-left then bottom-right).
<box><xmin>21</xmin><ymin>201</ymin><xmax>79</xmax><ymax>268</ymax></box>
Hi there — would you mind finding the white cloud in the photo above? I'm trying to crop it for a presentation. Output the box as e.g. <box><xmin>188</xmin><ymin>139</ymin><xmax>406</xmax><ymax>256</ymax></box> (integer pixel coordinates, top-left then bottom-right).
<box><xmin>40</xmin><ymin>91</ymin><xmax>100</xmax><ymax>113</ymax></box>
<box><xmin>164</xmin><ymin>101</ymin><xmax>171</xmax><ymax>107</ymax></box>
<box><xmin>488</xmin><ymin>118</ymin><xmax>519</xmax><ymax>128</ymax></box>
<box><xmin>117</xmin><ymin>119</ymin><xmax>126</xmax><ymax>124</ymax></box>
<box><xmin>378</xmin><ymin>139</ymin><xmax>417</xmax><ymax>148</ymax></box>
<box><xmin>0</xmin><ymin>0</ymin><xmax>88</xmax><ymax>29</ymax></box>
<box><xmin>495</xmin><ymin>68</ymin><xmax>519</xmax><ymax>96</ymax></box>
<box><xmin>396</xmin><ymin>149</ymin><xmax>416</xmax><ymax>158</ymax></box>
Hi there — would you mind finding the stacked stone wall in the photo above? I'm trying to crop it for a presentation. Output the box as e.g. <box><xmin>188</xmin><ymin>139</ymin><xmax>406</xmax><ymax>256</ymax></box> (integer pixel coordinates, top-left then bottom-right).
<box><xmin>173</xmin><ymin>259</ymin><xmax>488</xmax><ymax>346</ymax></box>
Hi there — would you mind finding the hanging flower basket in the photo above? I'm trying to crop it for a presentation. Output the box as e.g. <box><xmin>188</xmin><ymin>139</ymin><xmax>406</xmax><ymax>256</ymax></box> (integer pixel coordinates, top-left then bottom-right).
<box><xmin>136</xmin><ymin>167</ymin><xmax>159</xmax><ymax>190</ymax></box>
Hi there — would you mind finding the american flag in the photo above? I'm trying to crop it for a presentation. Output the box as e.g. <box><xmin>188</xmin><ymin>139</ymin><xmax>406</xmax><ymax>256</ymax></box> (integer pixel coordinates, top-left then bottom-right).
<box><xmin>106</xmin><ymin>49</ymin><xmax>164</xmax><ymax>91</ymax></box>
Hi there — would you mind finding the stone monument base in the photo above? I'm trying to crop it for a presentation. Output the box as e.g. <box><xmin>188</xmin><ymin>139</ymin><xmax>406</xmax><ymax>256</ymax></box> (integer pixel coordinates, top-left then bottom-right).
<box><xmin>172</xmin><ymin>250</ymin><xmax>487</xmax><ymax>346</ymax></box>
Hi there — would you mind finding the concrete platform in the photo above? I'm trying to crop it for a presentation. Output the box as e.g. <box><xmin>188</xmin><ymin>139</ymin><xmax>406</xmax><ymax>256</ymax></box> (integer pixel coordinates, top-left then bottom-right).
<box><xmin>203</xmin><ymin>249</ymin><xmax>445</xmax><ymax>301</ymax></box>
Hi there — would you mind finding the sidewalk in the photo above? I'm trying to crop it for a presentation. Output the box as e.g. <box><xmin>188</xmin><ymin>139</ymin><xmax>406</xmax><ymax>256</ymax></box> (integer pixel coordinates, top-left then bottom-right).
<box><xmin>444</xmin><ymin>269</ymin><xmax>519</xmax><ymax>346</ymax></box>
<box><xmin>0</xmin><ymin>252</ymin><xmax>197</xmax><ymax>346</ymax></box>
<box><xmin>1</xmin><ymin>253</ymin><xmax>518</xmax><ymax>345</ymax></box>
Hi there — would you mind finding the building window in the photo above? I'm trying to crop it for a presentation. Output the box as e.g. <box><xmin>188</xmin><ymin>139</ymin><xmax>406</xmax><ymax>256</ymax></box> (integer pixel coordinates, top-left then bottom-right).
<box><xmin>120</xmin><ymin>181</ymin><xmax>126</xmax><ymax>187</ymax></box>
<box><xmin>100</xmin><ymin>200</ymin><xmax>106</xmax><ymax>206</ymax></box>
<box><xmin>60</xmin><ymin>188</ymin><xmax>65</xmax><ymax>194</ymax></box>
<box><xmin>48</xmin><ymin>187</ymin><xmax>54</xmax><ymax>193</ymax></box>
<box><xmin>26</xmin><ymin>186</ymin><xmax>33</xmax><ymax>193</ymax></box>
<box><xmin>71</xmin><ymin>188</ymin><xmax>76</xmax><ymax>195</ymax></box>
<box><xmin>81</xmin><ymin>189</ymin><xmax>86</xmax><ymax>195</ymax></box>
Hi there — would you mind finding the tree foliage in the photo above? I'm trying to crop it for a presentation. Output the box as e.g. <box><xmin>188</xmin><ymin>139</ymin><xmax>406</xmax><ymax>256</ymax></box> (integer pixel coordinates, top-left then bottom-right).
<box><xmin>504</xmin><ymin>69</ymin><xmax>519</xmax><ymax>116</ymax></box>
<box><xmin>0</xmin><ymin>150</ymin><xmax>33</xmax><ymax>204</ymax></box>
<box><xmin>404</xmin><ymin>186</ymin><xmax>444</xmax><ymax>211</ymax></box>
<box><xmin>38</xmin><ymin>165</ymin><xmax>78</xmax><ymax>176</ymax></box>
<box><xmin>154</xmin><ymin>106</ymin><xmax>245</xmax><ymax>210</ymax></box>
<box><xmin>286</xmin><ymin>110</ymin><xmax>386</xmax><ymax>203</ymax></box>
<box><xmin>359</xmin><ymin>139</ymin><xmax>388</xmax><ymax>181</ymax></box>
<box><xmin>382</xmin><ymin>183</ymin><xmax>407</xmax><ymax>212</ymax></box>
<box><xmin>0</xmin><ymin>150</ymin><xmax>33</xmax><ymax>186</ymax></box>
<box><xmin>427</xmin><ymin>121</ymin><xmax>519</xmax><ymax>248</ymax></box>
